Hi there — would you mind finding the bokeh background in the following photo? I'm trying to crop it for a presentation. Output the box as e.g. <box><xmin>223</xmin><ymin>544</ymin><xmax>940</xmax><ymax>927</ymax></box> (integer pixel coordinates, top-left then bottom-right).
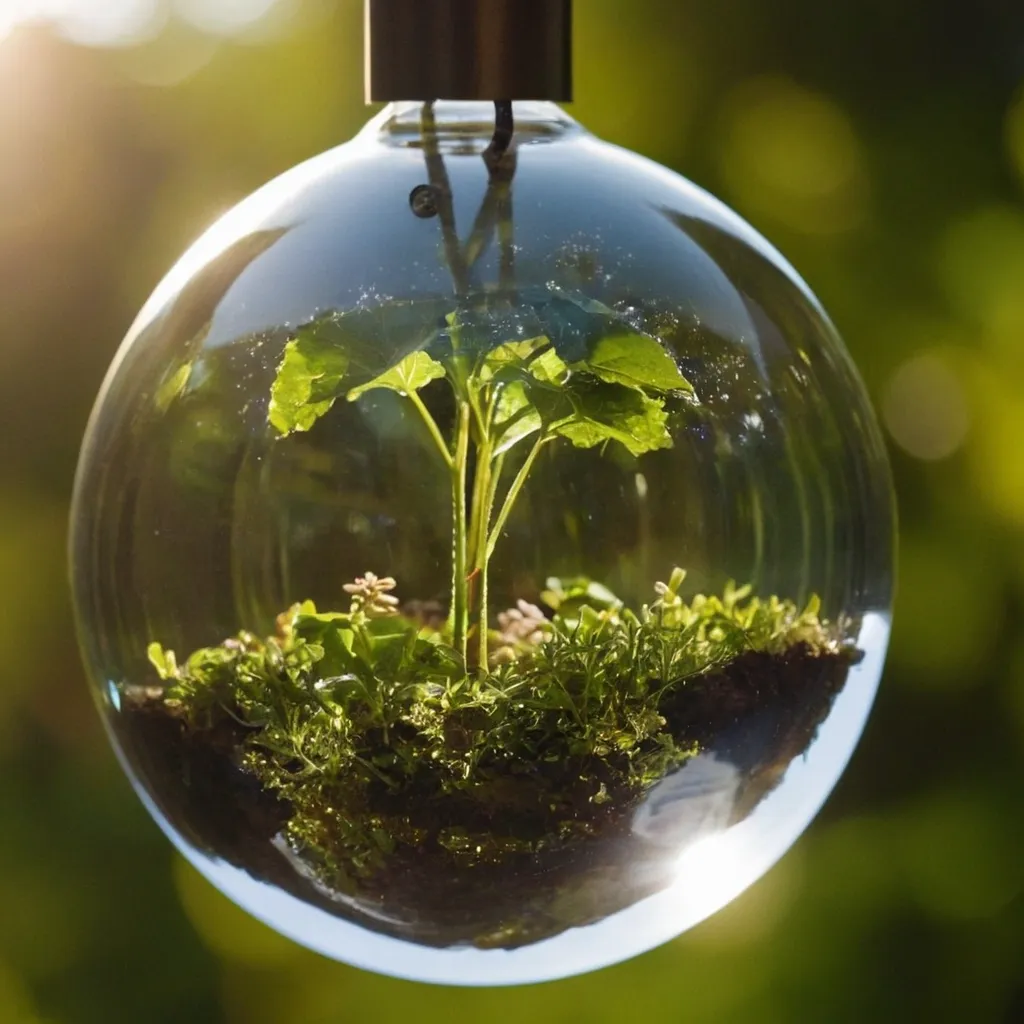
<box><xmin>2</xmin><ymin>0</ymin><xmax>1023</xmax><ymax>1020</ymax></box>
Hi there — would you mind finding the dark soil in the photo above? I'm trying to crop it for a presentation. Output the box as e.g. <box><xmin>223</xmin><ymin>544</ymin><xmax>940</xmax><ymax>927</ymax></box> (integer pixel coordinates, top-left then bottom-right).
<box><xmin>116</xmin><ymin>643</ymin><xmax>858</xmax><ymax>950</ymax></box>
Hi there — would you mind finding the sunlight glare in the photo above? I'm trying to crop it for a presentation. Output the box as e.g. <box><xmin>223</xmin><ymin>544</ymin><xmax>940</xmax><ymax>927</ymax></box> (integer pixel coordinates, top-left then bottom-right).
<box><xmin>174</xmin><ymin>0</ymin><xmax>281</xmax><ymax>37</ymax></box>
<box><xmin>55</xmin><ymin>0</ymin><xmax>163</xmax><ymax>47</ymax></box>
<box><xmin>0</xmin><ymin>0</ymin><xmax>163</xmax><ymax>48</ymax></box>
<box><xmin>719</xmin><ymin>75</ymin><xmax>869</xmax><ymax>235</ymax></box>
<box><xmin>674</xmin><ymin>832</ymin><xmax>753</xmax><ymax>920</ymax></box>
<box><xmin>0</xmin><ymin>1</ymin><xmax>37</xmax><ymax>45</ymax></box>
<box><xmin>882</xmin><ymin>352</ymin><xmax>970</xmax><ymax>461</ymax></box>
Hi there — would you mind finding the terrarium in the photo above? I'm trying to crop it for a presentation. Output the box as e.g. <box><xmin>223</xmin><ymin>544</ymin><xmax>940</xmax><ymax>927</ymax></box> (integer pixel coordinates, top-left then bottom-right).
<box><xmin>70</xmin><ymin>0</ymin><xmax>894</xmax><ymax>986</ymax></box>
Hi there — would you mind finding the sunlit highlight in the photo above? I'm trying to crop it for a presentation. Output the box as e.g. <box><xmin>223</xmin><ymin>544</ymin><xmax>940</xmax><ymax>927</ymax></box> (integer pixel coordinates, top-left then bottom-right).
<box><xmin>718</xmin><ymin>76</ymin><xmax>868</xmax><ymax>235</ymax></box>
<box><xmin>938</xmin><ymin>204</ymin><xmax>1024</xmax><ymax>330</ymax></box>
<box><xmin>0</xmin><ymin>0</ymin><xmax>162</xmax><ymax>48</ymax></box>
<box><xmin>673</xmin><ymin>832</ymin><xmax>755</xmax><ymax>920</ymax></box>
<box><xmin>966</xmin><ymin>367</ymin><xmax>1024</xmax><ymax>526</ymax></box>
<box><xmin>1</xmin><ymin>0</ymin><xmax>43</xmax><ymax>44</ymax></box>
<box><xmin>174</xmin><ymin>0</ymin><xmax>282</xmax><ymax>38</ymax></box>
<box><xmin>0</xmin><ymin>7</ymin><xmax>20</xmax><ymax>44</ymax></box>
<box><xmin>51</xmin><ymin>0</ymin><xmax>162</xmax><ymax>47</ymax></box>
<box><xmin>882</xmin><ymin>352</ymin><xmax>970</xmax><ymax>461</ymax></box>
<box><xmin>117</xmin><ymin>23</ymin><xmax>219</xmax><ymax>87</ymax></box>
<box><xmin>0</xmin><ymin>0</ymin><xmax>285</xmax><ymax>47</ymax></box>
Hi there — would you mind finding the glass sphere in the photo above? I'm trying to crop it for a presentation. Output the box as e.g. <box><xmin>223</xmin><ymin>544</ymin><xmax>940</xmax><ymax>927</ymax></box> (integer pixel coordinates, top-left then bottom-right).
<box><xmin>70</xmin><ymin>101</ymin><xmax>894</xmax><ymax>985</ymax></box>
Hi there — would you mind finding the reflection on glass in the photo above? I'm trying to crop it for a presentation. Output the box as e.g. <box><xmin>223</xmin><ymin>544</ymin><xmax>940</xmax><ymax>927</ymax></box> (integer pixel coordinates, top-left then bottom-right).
<box><xmin>71</xmin><ymin>101</ymin><xmax>894</xmax><ymax>984</ymax></box>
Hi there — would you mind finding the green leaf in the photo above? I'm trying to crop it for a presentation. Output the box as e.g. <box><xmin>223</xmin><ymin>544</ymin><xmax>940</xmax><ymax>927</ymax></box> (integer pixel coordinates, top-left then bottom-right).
<box><xmin>369</xmin><ymin>625</ymin><xmax>419</xmax><ymax>676</ymax></box>
<box><xmin>478</xmin><ymin>336</ymin><xmax>549</xmax><ymax>381</ymax></box>
<box><xmin>293</xmin><ymin>613</ymin><xmax>358</xmax><ymax>677</ymax></box>
<box><xmin>578</xmin><ymin>332</ymin><xmax>693</xmax><ymax>394</ymax></box>
<box><xmin>411</xmin><ymin>637</ymin><xmax>465</xmax><ymax>679</ymax></box>
<box><xmin>155</xmin><ymin>362</ymin><xmax>192</xmax><ymax>411</ymax></box>
<box><xmin>268</xmin><ymin>333</ymin><xmax>349</xmax><ymax>436</ymax></box>
<box><xmin>486</xmin><ymin>341</ymin><xmax>564</xmax><ymax>454</ymax></box>
<box><xmin>267</xmin><ymin>298</ymin><xmax>454</xmax><ymax>436</ymax></box>
<box><xmin>346</xmin><ymin>350</ymin><xmax>446</xmax><ymax>401</ymax></box>
<box><xmin>529</xmin><ymin>348</ymin><xmax>570</xmax><ymax>386</ymax></box>
<box><xmin>492</xmin><ymin>379</ymin><xmax>542</xmax><ymax>454</ymax></box>
<box><xmin>542</xmin><ymin>576</ymin><xmax>623</xmax><ymax>615</ymax></box>
<box><xmin>293</xmin><ymin>610</ymin><xmax>352</xmax><ymax>631</ymax></box>
<box><xmin>551</xmin><ymin>379</ymin><xmax>673</xmax><ymax>457</ymax></box>
<box><xmin>310</xmin><ymin>302</ymin><xmax>451</xmax><ymax>377</ymax></box>
<box><xmin>184</xmin><ymin>645</ymin><xmax>238</xmax><ymax>678</ymax></box>
<box><xmin>146</xmin><ymin>642</ymin><xmax>177</xmax><ymax>680</ymax></box>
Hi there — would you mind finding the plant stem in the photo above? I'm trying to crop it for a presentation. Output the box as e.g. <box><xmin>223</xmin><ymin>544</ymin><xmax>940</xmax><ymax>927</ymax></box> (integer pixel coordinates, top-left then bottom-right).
<box><xmin>473</xmin><ymin>159</ymin><xmax>517</xmax><ymax>669</ymax></box>
<box><xmin>471</xmin><ymin>445</ymin><xmax>504</xmax><ymax>670</ymax></box>
<box><xmin>467</xmin><ymin>448</ymin><xmax>486</xmax><ymax>570</ymax></box>
<box><xmin>486</xmin><ymin>433</ymin><xmax>547</xmax><ymax>561</ymax></box>
<box><xmin>407</xmin><ymin>390</ymin><xmax>453</xmax><ymax>468</ymax></box>
<box><xmin>471</xmin><ymin>451</ymin><xmax>491</xmax><ymax>668</ymax></box>
<box><xmin>450</xmin><ymin>402</ymin><xmax>471</xmax><ymax>661</ymax></box>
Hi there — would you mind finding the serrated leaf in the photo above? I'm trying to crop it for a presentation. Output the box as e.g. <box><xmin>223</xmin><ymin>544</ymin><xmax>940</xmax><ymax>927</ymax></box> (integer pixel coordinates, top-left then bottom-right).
<box><xmin>314</xmin><ymin>301</ymin><xmax>451</xmax><ymax>376</ymax></box>
<box><xmin>579</xmin><ymin>332</ymin><xmax>693</xmax><ymax>394</ymax></box>
<box><xmin>268</xmin><ymin>299</ymin><xmax>453</xmax><ymax>435</ymax></box>
<box><xmin>346</xmin><ymin>350</ymin><xmax>445</xmax><ymax>401</ymax></box>
<box><xmin>268</xmin><ymin>333</ymin><xmax>349</xmax><ymax>436</ymax></box>
<box><xmin>550</xmin><ymin>378</ymin><xmax>673</xmax><ymax>457</ymax></box>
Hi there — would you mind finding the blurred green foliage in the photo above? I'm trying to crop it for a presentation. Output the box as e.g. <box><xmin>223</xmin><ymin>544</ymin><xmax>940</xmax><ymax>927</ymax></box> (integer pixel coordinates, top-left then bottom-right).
<box><xmin>1</xmin><ymin>1</ymin><xmax>1023</xmax><ymax>1021</ymax></box>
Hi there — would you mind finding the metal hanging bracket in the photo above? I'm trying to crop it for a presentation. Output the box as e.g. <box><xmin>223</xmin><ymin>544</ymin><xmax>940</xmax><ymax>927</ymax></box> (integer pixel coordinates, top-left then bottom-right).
<box><xmin>365</xmin><ymin>0</ymin><xmax>573</xmax><ymax>103</ymax></box>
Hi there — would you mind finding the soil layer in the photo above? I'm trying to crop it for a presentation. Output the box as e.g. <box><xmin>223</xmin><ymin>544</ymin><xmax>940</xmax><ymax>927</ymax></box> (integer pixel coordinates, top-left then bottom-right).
<box><xmin>117</xmin><ymin>643</ymin><xmax>857</xmax><ymax>950</ymax></box>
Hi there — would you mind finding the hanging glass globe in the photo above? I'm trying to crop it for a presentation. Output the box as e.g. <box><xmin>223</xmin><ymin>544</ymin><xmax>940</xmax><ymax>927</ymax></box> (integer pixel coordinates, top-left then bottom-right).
<box><xmin>70</xmin><ymin>1</ymin><xmax>894</xmax><ymax>987</ymax></box>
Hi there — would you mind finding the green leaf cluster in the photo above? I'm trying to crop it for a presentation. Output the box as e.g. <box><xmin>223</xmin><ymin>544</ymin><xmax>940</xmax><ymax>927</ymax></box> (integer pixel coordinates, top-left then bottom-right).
<box><xmin>264</xmin><ymin>293</ymin><xmax>697</xmax><ymax>669</ymax></box>
<box><xmin>143</xmin><ymin>570</ymin><xmax>851</xmax><ymax>890</ymax></box>
<box><xmin>268</xmin><ymin>332</ymin><xmax>349</xmax><ymax>435</ymax></box>
<box><xmin>266</xmin><ymin>294</ymin><xmax>693</xmax><ymax>456</ymax></box>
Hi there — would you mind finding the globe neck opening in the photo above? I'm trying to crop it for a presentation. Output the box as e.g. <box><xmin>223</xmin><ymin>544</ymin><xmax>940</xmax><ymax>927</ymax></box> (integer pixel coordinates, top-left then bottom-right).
<box><xmin>366</xmin><ymin>101</ymin><xmax>582</xmax><ymax>154</ymax></box>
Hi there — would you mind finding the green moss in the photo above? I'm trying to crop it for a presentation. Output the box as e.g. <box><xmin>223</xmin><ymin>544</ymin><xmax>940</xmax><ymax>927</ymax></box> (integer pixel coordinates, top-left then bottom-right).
<box><xmin>142</xmin><ymin>569</ymin><xmax>852</xmax><ymax>901</ymax></box>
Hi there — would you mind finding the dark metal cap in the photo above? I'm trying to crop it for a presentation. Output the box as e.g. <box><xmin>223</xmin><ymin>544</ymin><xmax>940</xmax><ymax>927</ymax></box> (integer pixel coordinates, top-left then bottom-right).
<box><xmin>365</xmin><ymin>0</ymin><xmax>573</xmax><ymax>102</ymax></box>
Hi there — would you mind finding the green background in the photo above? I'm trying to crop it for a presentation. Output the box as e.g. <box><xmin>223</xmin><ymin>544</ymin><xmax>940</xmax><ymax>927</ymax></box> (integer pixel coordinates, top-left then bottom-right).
<box><xmin>1</xmin><ymin>1</ymin><xmax>1023</xmax><ymax>1020</ymax></box>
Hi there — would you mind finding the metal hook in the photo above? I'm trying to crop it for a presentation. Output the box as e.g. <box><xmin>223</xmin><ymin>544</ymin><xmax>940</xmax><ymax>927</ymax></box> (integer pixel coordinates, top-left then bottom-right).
<box><xmin>410</xmin><ymin>100</ymin><xmax>519</xmax><ymax>297</ymax></box>
<box><xmin>483</xmin><ymin>101</ymin><xmax>515</xmax><ymax>172</ymax></box>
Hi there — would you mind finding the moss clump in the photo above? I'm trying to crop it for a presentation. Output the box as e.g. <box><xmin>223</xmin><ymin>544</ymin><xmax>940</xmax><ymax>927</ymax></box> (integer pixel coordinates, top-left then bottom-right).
<box><xmin>128</xmin><ymin>568</ymin><xmax>858</xmax><ymax>949</ymax></box>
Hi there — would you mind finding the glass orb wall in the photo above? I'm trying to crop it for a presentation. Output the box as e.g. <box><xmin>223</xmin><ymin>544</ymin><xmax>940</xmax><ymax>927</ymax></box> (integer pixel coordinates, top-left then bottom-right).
<box><xmin>70</xmin><ymin>101</ymin><xmax>894</xmax><ymax>985</ymax></box>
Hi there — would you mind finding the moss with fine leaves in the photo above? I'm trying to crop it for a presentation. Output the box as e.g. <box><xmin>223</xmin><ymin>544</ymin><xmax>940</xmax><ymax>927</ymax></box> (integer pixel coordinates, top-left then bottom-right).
<box><xmin>138</xmin><ymin>566</ymin><xmax>856</xmax><ymax>945</ymax></box>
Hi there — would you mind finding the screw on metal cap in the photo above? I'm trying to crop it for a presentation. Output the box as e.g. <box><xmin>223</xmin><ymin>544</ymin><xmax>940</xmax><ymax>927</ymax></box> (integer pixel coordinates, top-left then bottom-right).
<box><xmin>365</xmin><ymin>0</ymin><xmax>573</xmax><ymax>103</ymax></box>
